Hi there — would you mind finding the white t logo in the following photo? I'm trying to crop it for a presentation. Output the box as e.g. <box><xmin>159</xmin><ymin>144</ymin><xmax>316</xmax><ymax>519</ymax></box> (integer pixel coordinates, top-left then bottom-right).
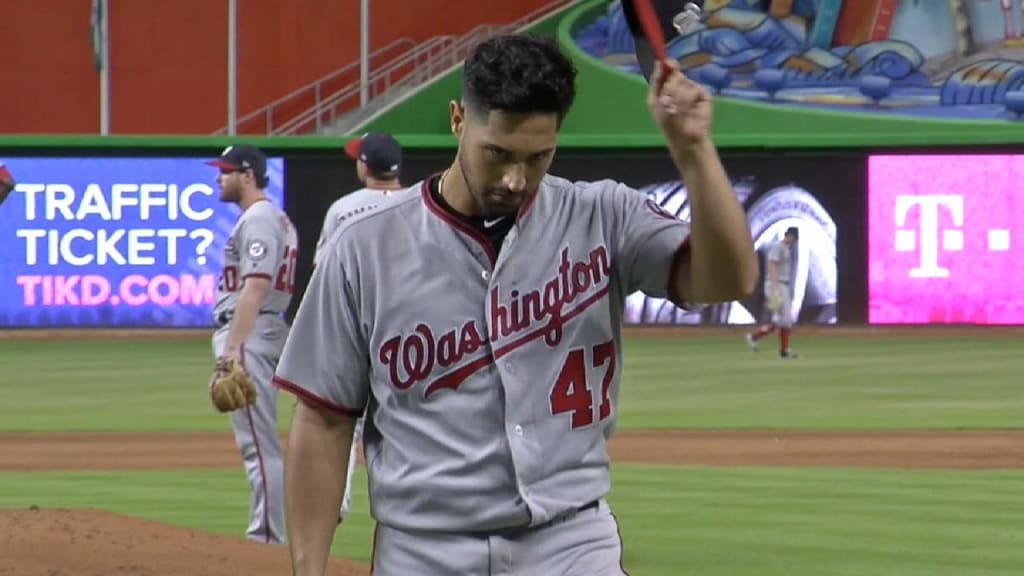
<box><xmin>894</xmin><ymin>194</ymin><xmax>963</xmax><ymax>278</ymax></box>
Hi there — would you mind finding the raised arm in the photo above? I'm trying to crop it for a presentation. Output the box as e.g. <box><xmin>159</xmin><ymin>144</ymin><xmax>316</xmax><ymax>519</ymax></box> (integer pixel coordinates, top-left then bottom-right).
<box><xmin>649</xmin><ymin>60</ymin><xmax>758</xmax><ymax>304</ymax></box>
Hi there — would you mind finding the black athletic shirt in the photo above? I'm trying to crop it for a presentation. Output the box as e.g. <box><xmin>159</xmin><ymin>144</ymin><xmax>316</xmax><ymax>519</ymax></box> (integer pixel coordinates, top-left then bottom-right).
<box><xmin>429</xmin><ymin>173</ymin><xmax>515</xmax><ymax>256</ymax></box>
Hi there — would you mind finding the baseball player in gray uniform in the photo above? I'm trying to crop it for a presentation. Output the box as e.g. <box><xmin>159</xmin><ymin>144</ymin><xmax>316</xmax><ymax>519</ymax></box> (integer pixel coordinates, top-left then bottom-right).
<box><xmin>206</xmin><ymin>144</ymin><xmax>299</xmax><ymax>544</ymax></box>
<box><xmin>314</xmin><ymin>133</ymin><xmax>404</xmax><ymax>522</ymax></box>
<box><xmin>746</xmin><ymin>226</ymin><xmax>799</xmax><ymax>358</ymax></box>
<box><xmin>273</xmin><ymin>34</ymin><xmax>757</xmax><ymax>575</ymax></box>
<box><xmin>316</xmin><ymin>132</ymin><xmax>405</xmax><ymax>260</ymax></box>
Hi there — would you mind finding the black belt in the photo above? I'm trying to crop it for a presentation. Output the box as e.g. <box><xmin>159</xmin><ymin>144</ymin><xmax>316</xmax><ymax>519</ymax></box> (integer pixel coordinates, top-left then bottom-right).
<box><xmin>574</xmin><ymin>499</ymin><xmax>599</xmax><ymax>516</ymax></box>
<box><xmin>523</xmin><ymin>499</ymin><xmax>600</xmax><ymax>534</ymax></box>
<box><xmin>409</xmin><ymin>500</ymin><xmax>602</xmax><ymax>539</ymax></box>
<box><xmin>214</xmin><ymin>310</ymin><xmax>278</xmax><ymax>328</ymax></box>
<box><xmin>214</xmin><ymin>311</ymin><xmax>231</xmax><ymax>328</ymax></box>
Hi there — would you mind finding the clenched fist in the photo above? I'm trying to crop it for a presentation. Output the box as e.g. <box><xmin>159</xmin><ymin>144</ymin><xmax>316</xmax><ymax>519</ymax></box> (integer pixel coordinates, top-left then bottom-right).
<box><xmin>646</xmin><ymin>59</ymin><xmax>712</xmax><ymax>149</ymax></box>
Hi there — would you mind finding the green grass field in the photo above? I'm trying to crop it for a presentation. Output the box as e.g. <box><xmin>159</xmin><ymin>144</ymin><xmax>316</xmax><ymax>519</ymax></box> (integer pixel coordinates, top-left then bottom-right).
<box><xmin>2</xmin><ymin>333</ymin><xmax>1023</xmax><ymax>574</ymax></box>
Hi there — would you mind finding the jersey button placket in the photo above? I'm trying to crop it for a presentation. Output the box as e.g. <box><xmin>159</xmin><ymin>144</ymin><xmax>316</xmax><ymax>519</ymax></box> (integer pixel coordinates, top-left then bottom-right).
<box><xmin>499</xmin><ymin>362</ymin><xmax>535</xmax><ymax>512</ymax></box>
<box><xmin>487</xmin><ymin>259</ymin><xmax>538</xmax><ymax>515</ymax></box>
<box><xmin>510</xmin><ymin>426</ymin><xmax>533</xmax><ymax>513</ymax></box>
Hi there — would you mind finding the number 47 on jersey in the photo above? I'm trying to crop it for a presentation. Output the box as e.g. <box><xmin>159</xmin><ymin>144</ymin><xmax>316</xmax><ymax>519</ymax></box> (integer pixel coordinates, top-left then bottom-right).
<box><xmin>550</xmin><ymin>339</ymin><xmax>616</xmax><ymax>430</ymax></box>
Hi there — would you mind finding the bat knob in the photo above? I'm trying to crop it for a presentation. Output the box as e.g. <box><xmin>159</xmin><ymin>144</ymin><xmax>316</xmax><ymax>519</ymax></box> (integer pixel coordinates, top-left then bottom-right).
<box><xmin>672</xmin><ymin>3</ymin><xmax>703</xmax><ymax>35</ymax></box>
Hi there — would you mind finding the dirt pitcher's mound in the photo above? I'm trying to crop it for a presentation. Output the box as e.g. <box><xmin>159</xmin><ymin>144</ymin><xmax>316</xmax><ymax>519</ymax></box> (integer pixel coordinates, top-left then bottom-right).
<box><xmin>0</xmin><ymin>508</ymin><xmax>369</xmax><ymax>576</ymax></box>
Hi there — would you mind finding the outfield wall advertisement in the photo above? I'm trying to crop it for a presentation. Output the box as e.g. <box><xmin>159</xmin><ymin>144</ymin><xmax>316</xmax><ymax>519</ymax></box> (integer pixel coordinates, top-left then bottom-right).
<box><xmin>0</xmin><ymin>157</ymin><xmax>284</xmax><ymax>328</ymax></box>
<box><xmin>2</xmin><ymin>148</ymin><xmax>1020</xmax><ymax>328</ymax></box>
<box><xmin>868</xmin><ymin>154</ymin><xmax>1024</xmax><ymax>325</ymax></box>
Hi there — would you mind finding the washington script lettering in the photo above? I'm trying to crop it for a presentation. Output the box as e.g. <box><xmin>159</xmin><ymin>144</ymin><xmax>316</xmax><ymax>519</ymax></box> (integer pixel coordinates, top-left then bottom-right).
<box><xmin>377</xmin><ymin>245</ymin><xmax>612</xmax><ymax>397</ymax></box>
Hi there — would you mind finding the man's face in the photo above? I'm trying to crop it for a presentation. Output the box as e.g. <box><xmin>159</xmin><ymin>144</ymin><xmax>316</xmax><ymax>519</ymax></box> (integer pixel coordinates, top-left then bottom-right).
<box><xmin>216</xmin><ymin>169</ymin><xmax>247</xmax><ymax>203</ymax></box>
<box><xmin>452</xmin><ymin>103</ymin><xmax>558</xmax><ymax>217</ymax></box>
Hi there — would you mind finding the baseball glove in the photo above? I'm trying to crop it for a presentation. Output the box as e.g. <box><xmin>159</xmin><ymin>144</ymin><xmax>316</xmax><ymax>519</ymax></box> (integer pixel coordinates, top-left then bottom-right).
<box><xmin>208</xmin><ymin>356</ymin><xmax>257</xmax><ymax>412</ymax></box>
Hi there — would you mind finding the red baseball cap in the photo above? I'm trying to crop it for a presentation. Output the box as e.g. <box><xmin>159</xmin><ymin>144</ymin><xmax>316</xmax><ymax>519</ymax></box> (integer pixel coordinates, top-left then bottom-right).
<box><xmin>344</xmin><ymin>138</ymin><xmax>363</xmax><ymax>160</ymax></box>
<box><xmin>0</xmin><ymin>162</ymin><xmax>14</xmax><ymax>187</ymax></box>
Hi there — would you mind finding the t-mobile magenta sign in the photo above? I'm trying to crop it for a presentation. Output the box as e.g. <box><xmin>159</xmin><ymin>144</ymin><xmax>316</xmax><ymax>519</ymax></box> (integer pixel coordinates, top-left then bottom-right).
<box><xmin>869</xmin><ymin>154</ymin><xmax>1024</xmax><ymax>324</ymax></box>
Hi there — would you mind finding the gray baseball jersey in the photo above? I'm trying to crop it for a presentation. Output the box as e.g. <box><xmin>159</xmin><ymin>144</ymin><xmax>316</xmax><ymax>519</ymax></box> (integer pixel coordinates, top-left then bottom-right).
<box><xmin>766</xmin><ymin>240</ymin><xmax>793</xmax><ymax>285</ymax></box>
<box><xmin>214</xmin><ymin>200</ymin><xmax>298</xmax><ymax>319</ymax></box>
<box><xmin>213</xmin><ymin>198</ymin><xmax>298</xmax><ymax>545</ymax></box>
<box><xmin>315</xmin><ymin>187</ymin><xmax>398</xmax><ymax>262</ymax></box>
<box><xmin>315</xmin><ymin>188</ymin><xmax>395</xmax><ymax>521</ymax></box>
<box><xmin>274</xmin><ymin>174</ymin><xmax>690</xmax><ymax>535</ymax></box>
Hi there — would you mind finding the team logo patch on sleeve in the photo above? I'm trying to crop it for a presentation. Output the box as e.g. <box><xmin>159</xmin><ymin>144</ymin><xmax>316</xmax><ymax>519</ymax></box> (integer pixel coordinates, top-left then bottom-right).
<box><xmin>247</xmin><ymin>240</ymin><xmax>268</xmax><ymax>260</ymax></box>
<box><xmin>645</xmin><ymin>198</ymin><xmax>677</xmax><ymax>220</ymax></box>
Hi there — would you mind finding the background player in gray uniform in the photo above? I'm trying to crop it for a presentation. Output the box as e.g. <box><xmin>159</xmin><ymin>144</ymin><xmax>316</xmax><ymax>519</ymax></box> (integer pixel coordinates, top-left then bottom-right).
<box><xmin>315</xmin><ymin>132</ymin><xmax>404</xmax><ymax>260</ymax></box>
<box><xmin>206</xmin><ymin>145</ymin><xmax>299</xmax><ymax>544</ymax></box>
<box><xmin>314</xmin><ymin>133</ymin><xmax>404</xmax><ymax>522</ymax></box>
<box><xmin>746</xmin><ymin>226</ymin><xmax>799</xmax><ymax>358</ymax></box>
<box><xmin>273</xmin><ymin>34</ymin><xmax>758</xmax><ymax>576</ymax></box>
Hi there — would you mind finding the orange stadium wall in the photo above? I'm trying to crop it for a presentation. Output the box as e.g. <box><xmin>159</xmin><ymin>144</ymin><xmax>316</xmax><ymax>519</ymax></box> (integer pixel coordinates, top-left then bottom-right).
<box><xmin>0</xmin><ymin>0</ymin><xmax>556</xmax><ymax>135</ymax></box>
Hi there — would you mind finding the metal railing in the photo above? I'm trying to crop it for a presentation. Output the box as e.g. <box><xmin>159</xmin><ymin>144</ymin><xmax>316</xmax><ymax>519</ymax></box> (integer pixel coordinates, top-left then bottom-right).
<box><xmin>215</xmin><ymin>0</ymin><xmax>576</xmax><ymax>136</ymax></box>
<box><xmin>210</xmin><ymin>38</ymin><xmax>416</xmax><ymax>135</ymax></box>
<box><xmin>324</xmin><ymin>25</ymin><xmax>510</xmax><ymax>133</ymax></box>
<box><xmin>273</xmin><ymin>34</ymin><xmax>463</xmax><ymax>135</ymax></box>
<box><xmin>326</xmin><ymin>0</ymin><xmax>577</xmax><ymax>134</ymax></box>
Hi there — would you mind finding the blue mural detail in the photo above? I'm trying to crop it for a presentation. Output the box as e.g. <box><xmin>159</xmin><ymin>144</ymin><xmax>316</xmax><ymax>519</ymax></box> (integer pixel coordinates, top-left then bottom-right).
<box><xmin>941</xmin><ymin>59</ymin><xmax>1024</xmax><ymax>104</ymax></box>
<box><xmin>575</xmin><ymin>0</ymin><xmax>1024</xmax><ymax>121</ymax></box>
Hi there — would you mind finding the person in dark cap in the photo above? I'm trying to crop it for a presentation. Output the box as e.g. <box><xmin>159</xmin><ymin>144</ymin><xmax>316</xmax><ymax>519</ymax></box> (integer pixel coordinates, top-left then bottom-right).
<box><xmin>746</xmin><ymin>226</ymin><xmax>800</xmax><ymax>358</ymax></box>
<box><xmin>0</xmin><ymin>161</ymin><xmax>16</xmax><ymax>206</ymax></box>
<box><xmin>317</xmin><ymin>133</ymin><xmax>405</xmax><ymax>258</ymax></box>
<box><xmin>205</xmin><ymin>144</ymin><xmax>270</xmax><ymax>201</ymax></box>
<box><xmin>204</xmin><ymin>143</ymin><xmax>299</xmax><ymax>544</ymax></box>
<box><xmin>344</xmin><ymin>132</ymin><xmax>403</xmax><ymax>188</ymax></box>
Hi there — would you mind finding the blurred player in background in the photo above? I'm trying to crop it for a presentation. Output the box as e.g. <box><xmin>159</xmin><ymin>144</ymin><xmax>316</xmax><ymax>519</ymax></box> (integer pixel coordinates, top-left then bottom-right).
<box><xmin>207</xmin><ymin>144</ymin><xmax>299</xmax><ymax>543</ymax></box>
<box><xmin>314</xmin><ymin>133</ymin><xmax>403</xmax><ymax>523</ymax></box>
<box><xmin>988</xmin><ymin>0</ymin><xmax>1024</xmax><ymax>43</ymax></box>
<box><xmin>0</xmin><ymin>162</ymin><xmax>15</xmax><ymax>206</ymax></box>
<box><xmin>316</xmin><ymin>133</ymin><xmax>404</xmax><ymax>258</ymax></box>
<box><xmin>747</xmin><ymin>226</ymin><xmax>799</xmax><ymax>358</ymax></box>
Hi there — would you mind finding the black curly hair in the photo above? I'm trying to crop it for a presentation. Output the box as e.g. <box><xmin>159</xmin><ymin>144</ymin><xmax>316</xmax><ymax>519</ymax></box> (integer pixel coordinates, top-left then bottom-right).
<box><xmin>461</xmin><ymin>34</ymin><xmax>578</xmax><ymax>126</ymax></box>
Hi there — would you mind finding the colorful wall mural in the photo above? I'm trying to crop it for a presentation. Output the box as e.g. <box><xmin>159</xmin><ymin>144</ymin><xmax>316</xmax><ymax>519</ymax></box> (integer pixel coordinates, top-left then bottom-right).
<box><xmin>573</xmin><ymin>0</ymin><xmax>1024</xmax><ymax>121</ymax></box>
